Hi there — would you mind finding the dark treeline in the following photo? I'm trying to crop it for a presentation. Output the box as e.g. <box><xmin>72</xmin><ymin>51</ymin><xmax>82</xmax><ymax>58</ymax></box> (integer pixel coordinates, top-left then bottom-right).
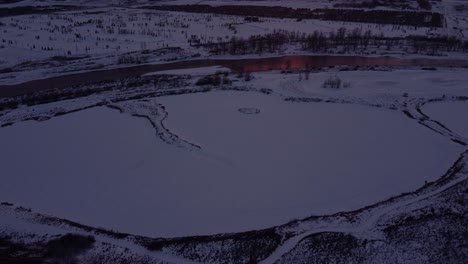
<box><xmin>197</xmin><ymin>29</ymin><xmax>468</xmax><ymax>56</ymax></box>
<box><xmin>334</xmin><ymin>0</ymin><xmax>413</xmax><ymax>10</ymax></box>
<box><xmin>0</xmin><ymin>0</ymin><xmax>24</xmax><ymax>4</ymax></box>
<box><xmin>0</xmin><ymin>75</ymin><xmax>189</xmax><ymax>112</ymax></box>
<box><xmin>0</xmin><ymin>5</ymin><xmax>80</xmax><ymax>17</ymax></box>
<box><xmin>315</xmin><ymin>8</ymin><xmax>441</xmax><ymax>27</ymax></box>
<box><xmin>149</xmin><ymin>5</ymin><xmax>443</xmax><ymax>27</ymax></box>
<box><xmin>334</xmin><ymin>0</ymin><xmax>434</xmax><ymax>11</ymax></box>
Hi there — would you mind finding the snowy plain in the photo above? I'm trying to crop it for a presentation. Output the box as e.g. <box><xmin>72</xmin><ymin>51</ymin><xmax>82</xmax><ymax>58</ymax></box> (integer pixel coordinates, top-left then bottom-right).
<box><xmin>1</xmin><ymin>0</ymin><xmax>464</xmax><ymax>85</ymax></box>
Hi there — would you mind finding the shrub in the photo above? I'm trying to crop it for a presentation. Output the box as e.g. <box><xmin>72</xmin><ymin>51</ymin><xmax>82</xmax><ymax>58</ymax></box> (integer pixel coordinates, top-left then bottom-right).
<box><xmin>417</xmin><ymin>0</ymin><xmax>432</xmax><ymax>10</ymax></box>
<box><xmin>244</xmin><ymin>71</ymin><xmax>253</xmax><ymax>81</ymax></box>
<box><xmin>195</xmin><ymin>74</ymin><xmax>221</xmax><ymax>86</ymax></box>
<box><xmin>117</xmin><ymin>54</ymin><xmax>148</xmax><ymax>64</ymax></box>
<box><xmin>322</xmin><ymin>76</ymin><xmax>342</xmax><ymax>89</ymax></box>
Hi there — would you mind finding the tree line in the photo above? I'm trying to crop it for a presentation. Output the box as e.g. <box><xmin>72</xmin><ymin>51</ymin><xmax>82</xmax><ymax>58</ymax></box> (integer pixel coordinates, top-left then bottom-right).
<box><xmin>150</xmin><ymin>5</ymin><xmax>443</xmax><ymax>27</ymax></box>
<box><xmin>198</xmin><ymin>29</ymin><xmax>468</xmax><ymax>56</ymax></box>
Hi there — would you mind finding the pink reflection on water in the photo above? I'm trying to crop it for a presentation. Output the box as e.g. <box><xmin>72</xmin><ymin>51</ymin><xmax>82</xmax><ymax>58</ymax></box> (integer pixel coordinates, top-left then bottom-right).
<box><xmin>226</xmin><ymin>56</ymin><xmax>413</xmax><ymax>73</ymax></box>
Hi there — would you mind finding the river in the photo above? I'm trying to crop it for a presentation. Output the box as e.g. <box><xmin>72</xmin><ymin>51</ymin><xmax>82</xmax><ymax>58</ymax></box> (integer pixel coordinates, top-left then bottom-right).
<box><xmin>1</xmin><ymin>55</ymin><xmax>467</xmax><ymax>98</ymax></box>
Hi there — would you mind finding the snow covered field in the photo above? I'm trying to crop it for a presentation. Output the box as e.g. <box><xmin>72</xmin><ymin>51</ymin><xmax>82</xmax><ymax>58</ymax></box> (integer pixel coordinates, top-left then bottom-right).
<box><xmin>0</xmin><ymin>0</ymin><xmax>461</xmax><ymax>74</ymax></box>
<box><xmin>0</xmin><ymin>87</ymin><xmax>462</xmax><ymax>237</ymax></box>
<box><xmin>0</xmin><ymin>5</ymin><xmax>443</xmax><ymax>67</ymax></box>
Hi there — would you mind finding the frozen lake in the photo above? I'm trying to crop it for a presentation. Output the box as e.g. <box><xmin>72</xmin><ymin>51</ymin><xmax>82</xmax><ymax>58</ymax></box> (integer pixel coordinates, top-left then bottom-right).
<box><xmin>423</xmin><ymin>101</ymin><xmax>468</xmax><ymax>138</ymax></box>
<box><xmin>0</xmin><ymin>91</ymin><xmax>462</xmax><ymax>237</ymax></box>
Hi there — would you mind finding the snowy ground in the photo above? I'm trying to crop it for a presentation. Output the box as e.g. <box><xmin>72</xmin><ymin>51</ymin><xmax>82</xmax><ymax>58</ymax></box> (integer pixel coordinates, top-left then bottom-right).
<box><xmin>1</xmin><ymin>0</ymin><xmax>466</xmax><ymax>85</ymax></box>
<box><xmin>0</xmin><ymin>5</ymin><xmax>445</xmax><ymax>67</ymax></box>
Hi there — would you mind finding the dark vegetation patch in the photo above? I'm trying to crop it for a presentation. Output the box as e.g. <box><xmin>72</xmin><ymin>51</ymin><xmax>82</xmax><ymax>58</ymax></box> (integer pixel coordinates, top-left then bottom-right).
<box><xmin>277</xmin><ymin>232</ymin><xmax>369</xmax><ymax>263</ymax></box>
<box><xmin>149</xmin><ymin>5</ymin><xmax>443</xmax><ymax>27</ymax></box>
<box><xmin>379</xmin><ymin>181</ymin><xmax>468</xmax><ymax>263</ymax></box>
<box><xmin>417</xmin><ymin>0</ymin><xmax>433</xmax><ymax>10</ymax></box>
<box><xmin>278</xmin><ymin>179</ymin><xmax>468</xmax><ymax>263</ymax></box>
<box><xmin>45</xmin><ymin>234</ymin><xmax>95</xmax><ymax>264</ymax></box>
<box><xmin>0</xmin><ymin>75</ymin><xmax>189</xmax><ymax>111</ymax></box>
<box><xmin>322</xmin><ymin>76</ymin><xmax>350</xmax><ymax>89</ymax></box>
<box><xmin>0</xmin><ymin>5</ymin><xmax>80</xmax><ymax>18</ymax></box>
<box><xmin>2</xmin><ymin>55</ymin><xmax>89</xmax><ymax>73</ymax></box>
<box><xmin>454</xmin><ymin>5</ymin><xmax>468</xmax><ymax>12</ymax></box>
<box><xmin>195</xmin><ymin>74</ymin><xmax>222</xmax><ymax>86</ymax></box>
<box><xmin>0</xmin><ymin>0</ymin><xmax>24</xmax><ymax>4</ymax></box>
<box><xmin>117</xmin><ymin>54</ymin><xmax>148</xmax><ymax>65</ymax></box>
<box><xmin>0</xmin><ymin>236</ymin><xmax>43</xmax><ymax>264</ymax></box>
<box><xmin>201</xmin><ymin>30</ymin><xmax>468</xmax><ymax>56</ymax></box>
<box><xmin>195</xmin><ymin>73</ymin><xmax>231</xmax><ymax>86</ymax></box>
<box><xmin>285</xmin><ymin>97</ymin><xmax>323</xmax><ymax>103</ymax></box>
<box><xmin>0</xmin><ymin>67</ymin><xmax>13</xmax><ymax>74</ymax></box>
<box><xmin>238</xmin><ymin>107</ymin><xmax>260</xmax><ymax>114</ymax></box>
<box><xmin>334</xmin><ymin>0</ymin><xmax>415</xmax><ymax>10</ymax></box>
<box><xmin>37</xmin><ymin>215</ymin><xmax>130</xmax><ymax>240</ymax></box>
<box><xmin>0</xmin><ymin>233</ymin><xmax>95</xmax><ymax>264</ymax></box>
<box><xmin>50</xmin><ymin>55</ymin><xmax>89</xmax><ymax>62</ymax></box>
<box><xmin>139</xmin><ymin>228</ymin><xmax>285</xmax><ymax>263</ymax></box>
